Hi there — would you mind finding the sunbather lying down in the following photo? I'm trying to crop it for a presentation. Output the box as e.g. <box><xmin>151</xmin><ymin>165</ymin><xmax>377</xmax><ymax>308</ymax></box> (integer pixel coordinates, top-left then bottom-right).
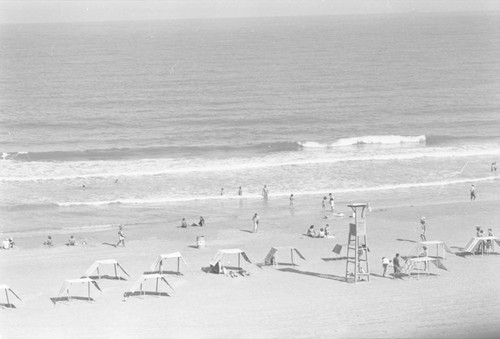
<box><xmin>227</xmin><ymin>269</ymin><xmax>251</xmax><ymax>278</ymax></box>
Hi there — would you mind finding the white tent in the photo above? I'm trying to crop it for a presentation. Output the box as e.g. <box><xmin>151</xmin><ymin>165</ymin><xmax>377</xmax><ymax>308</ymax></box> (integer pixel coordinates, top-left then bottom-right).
<box><xmin>263</xmin><ymin>247</ymin><xmax>306</xmax><ymax>266</ymax></box>
<box><xmin>149</xmin><ymin>252</ymin><xmax>189</xmax><ymax>275</ymax></box>
<box><xmin>0</xmin><ymin>284</ymin><xmax>22</xmax><ymax>308</ymax></box>
<box><xmin>83</xmin><ymin>259</ymin><xmax>130</xmax><ymax>280</ymax></box>
<box><xmin>404</xmin><ymin>257</ymin><xmax>448</xmax><ymax>278</ymax></box>
<box><xmin>124</xmin><ymin>274</ymin><xmax>174</xmax><ymax>300</ymax></box>
<box><xmin>408</xmin><ymin>241</ymin><xmax>454</xmax><ymax>259</ymax></box>
<box><xmin>208</xmin><ymin>249</ymin><xmax>252</xmax><ymax>274</ymax></box>
<box><xmin>463</xmin><ymin>236</ymin><xmax>500</xmax><ymax>255</ymax></box>
<box><xmin>55</xmin><ymin>278</ymin><xmax>101</xmax><ymax>303</ymax></box>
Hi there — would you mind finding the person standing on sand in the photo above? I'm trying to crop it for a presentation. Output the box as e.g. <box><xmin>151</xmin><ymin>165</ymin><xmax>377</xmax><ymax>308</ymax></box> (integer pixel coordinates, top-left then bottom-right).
<box><xmin>199</xmin><ymin>216</ymin><xmax>205</xmax><ymax>227</ymax></box>
<box><xmin>470</xmin><ymin>184</ymin><xmax>476</xmax><ymax>200</ymax></box>
<box><xmin>329</xmin><ymin>193</ymin><xmax>335</xmax><ymax>212</ymax></box>
<box><xmin>238</xmin><ymin>186</ymin><xmax>242</xmax><ymax>196</ymax></box>
<box><xmin>116</xmin><ymin>225</ymin><xmax>125</xmax><ymax>247</ymax></box>
<box><xmin>420</xmin><ymin>217</ymin><xmax>427</xmax><ymax>241</ymax></box>
<box><xmin>262</xmin><ymin>185</ymin><xmax>269</xmax><ymax>199</ymax></box>
<box><xmin>322</xmin><ymin>197</ymin><xmax>327</xmax><ymax>211</ymax></box>
<box><xmin>252</xmin><ymin>213</ymin><xmax>259</xmax><ymax>233</ymax></box>
<box><xmin>289</xmin><ymin>194</ymin><xmax>294</xmax><ymax>209</ymax></box>
<box><xmin>393</xmin><ymin>253</ymin><xmax>402</xmax><ymax>279</ymax></box>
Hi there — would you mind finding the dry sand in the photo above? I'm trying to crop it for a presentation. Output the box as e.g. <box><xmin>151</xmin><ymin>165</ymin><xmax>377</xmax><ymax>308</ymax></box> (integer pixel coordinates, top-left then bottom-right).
<box><xmin>1</xmin><ymin>188</ymin><xmax>500</xmax><ymax>338</ymax></box>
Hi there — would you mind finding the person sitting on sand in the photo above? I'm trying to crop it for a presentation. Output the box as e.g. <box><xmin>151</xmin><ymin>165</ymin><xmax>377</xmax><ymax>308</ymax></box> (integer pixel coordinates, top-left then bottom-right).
<box><xmin>43</xmin><ymin>236</ymin><xmax>53</xmax><ymax>246</ymax></box>
<box><xmin>199</xmin><ymin>216</ymin><xmax>205</xmax><ymax>227</ymax></box>
<box><xmin>318</xmin><ymin>228</ymin><xmax>325</xmax><ymax>238</ymax></box>
<box><xmin>67</xmin><ymin>235</ymin><xmax>76</xmax><ymax>246</ymax></box>
<box><xmin>8</xmin><ymin>237</ymin><xmax>14</xmax><ymax>249</ymax></box>
<box><xmin>2</xmin><ymin>238</ymin><xmax>10</xmax><ymax>249</ymax></box>
<box><xmin>181</xmin><ymin>218</ymin><xmax>188</xmax><ymax>228</ymax></box>
<box><xmin>307</xmin><ymin>225</ymin><xmax>316</xmax><ymax>237</ymax></box>
<box><xmin>324</xmin><ymin>224</ymin><xmax>331</xmax><ymax>236</ymax></box>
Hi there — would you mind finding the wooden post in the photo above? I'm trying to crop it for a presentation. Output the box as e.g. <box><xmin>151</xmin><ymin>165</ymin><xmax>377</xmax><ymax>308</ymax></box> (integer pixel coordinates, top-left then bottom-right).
<box><xmin>291</xmin><ymin>249</ymin><xmax>294</xmax><ymax>265</ymax></box>
<box><xmin>87</xmin><ymin>282</ymin><xmax>90</xmax><ymax>302</ymax></box>
<box><xmin>238</xmin><ymin>253</ymin><xmax>241</xmax><ymax>269</ymax></box>
<box><xmin>159</xmin><ymin>260</ymin><xmax>163</xmax><ymax>274</ymax></box>
<box><xmin>5</xmin><ymin>289</ymin><xmax>10</xmax><ymax>306</ymax></box>
<box><xmin>97</xmin><ymin>266</ymin><xmax>100</xmax><ymax>279</ymax></box>
<box><xmin>177</xmin><ymin>257</ymin><xmax>180</xmax><ymax>275</ymax></box>
<box><xmin>156</xmin><ymin>278</ymin><xmax>159</xmax><ymax>293</ymax></box>
<box><xmin>114</xmin><ymin>264</ymin><xmax>118</xmax><ymax>278</ymax></box>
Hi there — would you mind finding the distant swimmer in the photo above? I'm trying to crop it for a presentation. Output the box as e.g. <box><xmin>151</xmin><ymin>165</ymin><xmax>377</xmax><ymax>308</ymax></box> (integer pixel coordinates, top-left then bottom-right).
<box><xmin>115</xmin><ymin>179</ymin><xmax>119</xmax><ymax>183</ymax></box>
<box><xmin>470</xmin><ymin>184</ymin><xmax>476</xmax><ymax>201</ymax></box>
<box><xmin>220</xmin><ymin>187</ymin><xmax>224</xmax><ymax>196</ymax></box>
<box><xmin>82</xmin><ymin>184</ymin><xmax>86</xmax><ymax>189</ymax></box>
<box><xmin>238</xmin><ymin>186</ymin><xmax>242</xmax><ymax>196</ymax></box>
<box><xmin>492</xmin><ymin>162</ymin><xmax>497</xmax><ymax>172</ymax></box>
<box><xmin>262</xmin><ymin>185</ymin><xmax>269</xmax><ymax>199</ymax></box>
<box><xmin>289</xmin><ymin>194</ymin><xmax>294</xmax><ymax>209</ymax></box>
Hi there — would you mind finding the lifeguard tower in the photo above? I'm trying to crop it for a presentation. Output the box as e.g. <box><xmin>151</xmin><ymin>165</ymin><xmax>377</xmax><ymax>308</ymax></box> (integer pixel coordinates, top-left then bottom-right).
<box><xmin>345</xmin><ymin>203</ymin><xmax>370</xmax><ymax>283</ymax></box>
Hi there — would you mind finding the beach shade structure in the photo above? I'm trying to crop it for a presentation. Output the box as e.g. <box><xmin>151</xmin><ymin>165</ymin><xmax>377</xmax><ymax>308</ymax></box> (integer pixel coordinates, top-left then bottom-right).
<box><xmin>52</xmin><ymin>278</ymin><xmax>101</xmax><ymax>304</ymax></box>
<box><xmin>0</xmin><ymin>285</ymin><xmax>22</xmax><ymax>309</ymax></box>
<box><xmin>149</xmin><ymin>252</ymin><xmax>189</xmax><ymax>275</ymax></box>
<box><xmin>83</xmin><ymin>259</ymin><xmax>130</xmax><ymax>280</ymax></box>
<box><xmin>123</xmin><ymin>274</ymin><xmax>174</xmax><ymax>300</ymax></box>
<box><xmin>408</xmin><ymin>241</ymin><xmax>454</xmax><ymax>259</ymax></box>
<box><xmin>263</xmin><ymin>247</ymin><xmax>306</xmax><ymax>267</ymax></box>
<box><xmin>403</xmin><ymin>257</ymin><xmax>448</xmax><ymax>279</ymax></box>
<box><xmin>207</xmin><ymin>249</ymin><xmax>252</xmax><ymax>274</ymax></box>
<box><xmin>462</xmin><ymin>236</ymin><xmax>500</xmax><ymax>256</ymax></box>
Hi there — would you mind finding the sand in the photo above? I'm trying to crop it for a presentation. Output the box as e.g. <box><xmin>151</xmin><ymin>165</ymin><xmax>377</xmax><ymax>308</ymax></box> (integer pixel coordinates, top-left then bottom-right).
<box><xmin>1</xmin><ymin>186</ymin><xmax>500</xmax><ymax>339</ymax></box>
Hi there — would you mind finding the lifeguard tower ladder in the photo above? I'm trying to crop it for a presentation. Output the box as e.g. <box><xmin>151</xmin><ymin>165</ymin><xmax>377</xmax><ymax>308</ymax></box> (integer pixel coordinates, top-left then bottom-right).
<box><xmin>345</xmin><ymin>203</ymin><xmax>370</xmax><ymax>283</ymax></box>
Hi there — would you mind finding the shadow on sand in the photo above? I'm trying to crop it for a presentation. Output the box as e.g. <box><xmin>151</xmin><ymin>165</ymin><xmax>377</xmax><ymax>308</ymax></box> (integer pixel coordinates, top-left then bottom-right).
<box><xmin>50</xmin><ymin>296</ymin><xmax>95</xmax><ymax>305</ymax></box>
<box><xmin>396</xmin><ymin>238</ymin><xmax>418</xmax><ymax>243</ymax></box>
<box><xmin>240</xmin><ymin>230</ymin><xmax>254</xmax><ymax>234</ymax></box>
<box><xmin>82</xmin><ymin>275</ymin><xmax>127</xmax><ymax>281</ymax></box>
<box><xmin>143</xmin><ymin>270</ymin><xmax>182</xmax><ymax>276</ymax></box>
<box><xmin>321</xmin><ymin>256</ymin><xmax>347</xmax><ymax>262</ymax></box>
<box><xmin>0</xmin><ymin>303</ymin><xmax>16</xmax><ymax>309</ymax></box>
<box><xmin>102</xmin><ymin>242</ymin><xmax>117</xmax><ymax>248</ymax></box>
<box><xmin>277</xmin><ymin>267</ymin><xmax>346</xmax><ymax>283</ymax></box>
<box><xmin>123</xmin><ymin>291</ymin><xmax>171</xmax><ymax>299</ymax></box>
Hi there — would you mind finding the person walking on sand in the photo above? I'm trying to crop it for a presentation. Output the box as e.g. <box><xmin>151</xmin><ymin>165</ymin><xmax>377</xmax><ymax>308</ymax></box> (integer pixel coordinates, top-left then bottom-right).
<box><xmin>382</xmin><ymin>257</ymin><xmax>390</xmax><ymax>277</ymax></box>
<box><xmin>289</xmin><ymin>194</ymin><xmax>294</xmax><ymax>209</ymax></box>
<box><xmin>420</xmin><ymin>217</ymin><xmax>427</xmax><ymax>241</ymax></box>
<box><xmin>252</xmin><ymin>213</ymin><xmax>259</xmax><ymax>233</ymax></box>
<box><xmin>262</xmin><ymin>185</ymin><xmax>269</xmax><ymax>199</ymax></box>
<box><xmin>470</xmin><ymin>184</ymin><xmax>476</xmax><ymax>201</ymax></box>
<box><xmin>322</xmin><ymin>196</ymin><xmax>327</xmax><ymax>211</ymax></box>
<box><xmin>238</xmin><ymin>186</ymin><xmax>242</xmax><ymax>196</ymax></box>
<box><xmin>116</xmin><ymin>225</ymin><xmax>125</xmax><ymax>247</ymax></box>
<box><xmin>329</xmin><ymin>193</ymin><xmax>335</xmax><ymax>212</ymax></box>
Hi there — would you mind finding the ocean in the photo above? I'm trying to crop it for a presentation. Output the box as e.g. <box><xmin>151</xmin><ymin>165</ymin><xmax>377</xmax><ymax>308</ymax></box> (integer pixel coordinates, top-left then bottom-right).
<box><xmin>1</xmin><ymin>12</ymin><xmax>500</xmax><ymax>234</ymax></box>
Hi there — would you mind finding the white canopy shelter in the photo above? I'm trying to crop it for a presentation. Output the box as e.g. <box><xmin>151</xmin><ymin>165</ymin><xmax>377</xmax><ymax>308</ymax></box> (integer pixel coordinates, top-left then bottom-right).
<box><xmin>209</xmin><ymin>249</ymin><xmax>252</xmax><ymax>273</ymax></box>
<box><xmin>263</xmin><ymin>247</ymin><xmax>306</xmax><ymax>266</ymax></box>
<box><xmin>408</xmin><ymin>241</ymin><xmax>454</xmax><ymax>259</ymax></box>
<box><xmin>0</xmin><ymin>284</ymin><xmax>22</xmax><ymax>308</ymax></box>
<box><xmin>463</xmin><ymin>236</ymin><xmax>500</xmax><ymax>255</ymax></box>
<box><xmin>124</xmin><ymin>274</ymin><xmax>174</xmax><ymax>300</ymax></box>
<box><xmin>404</xmin><ymin>257</ymin><xmax>448</xmax><ymax>279</ymax></box>
<box><xmin>56</xmin><ymin>278</ymin><xmax>101</xmax><ymax>303</ymax></box>
<box><xmin>83</xmin><ymin>259</ymin><xmax>130</xmax><ymax>280</ymax></box>
<box><xmin>150</xmin><ymin>252</ymin><xmax>189</xmax><ymax>275</ymax></box>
